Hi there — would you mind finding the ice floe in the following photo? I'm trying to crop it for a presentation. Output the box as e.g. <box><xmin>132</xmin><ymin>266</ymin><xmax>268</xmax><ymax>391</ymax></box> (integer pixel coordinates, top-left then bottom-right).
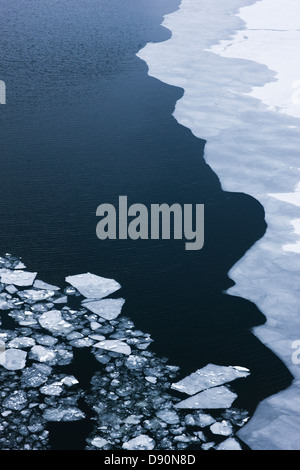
<box><xmin>65</xmin><ymin>273</ymin><xmax>121</xmax><ymax>299</ymax></box>
<box><xmin>171</xmin><ymin>364</ymin><xmax>250</xmax><ymax>395</ymax></box>
<box><xmin>82</xmin><ymin>298</ymin><xmax>125</xmax><ymax>320</ymax></box>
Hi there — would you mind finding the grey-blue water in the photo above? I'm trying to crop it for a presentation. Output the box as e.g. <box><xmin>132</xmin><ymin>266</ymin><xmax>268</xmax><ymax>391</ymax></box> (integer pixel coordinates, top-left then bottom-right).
<box><xmin>0</xmin><ymin>0</ymin><xmax>292</xmax><ymax>449</ymax></box>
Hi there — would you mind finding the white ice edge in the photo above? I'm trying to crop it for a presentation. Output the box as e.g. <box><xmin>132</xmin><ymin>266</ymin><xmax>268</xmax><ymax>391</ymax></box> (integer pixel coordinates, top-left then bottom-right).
<box><xmin>137</xmin><ymin>0</ymin><xmax>300</xmax><ymax>450</ymax></box>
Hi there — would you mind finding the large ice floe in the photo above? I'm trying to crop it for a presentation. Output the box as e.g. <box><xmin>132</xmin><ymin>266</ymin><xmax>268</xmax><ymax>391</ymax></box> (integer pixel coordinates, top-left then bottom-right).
<box><xmin>137</xmin><ymin>0</ymin><xmax>300</xmax><ymax>450</ymax></box>
<box><xmin>0</xmin><ymin>254</ymin><xmax>251</xmax><ymax>450</ymax></box>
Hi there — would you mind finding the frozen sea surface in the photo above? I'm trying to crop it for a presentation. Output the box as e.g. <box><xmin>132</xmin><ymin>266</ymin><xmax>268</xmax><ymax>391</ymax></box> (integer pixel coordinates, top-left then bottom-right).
<box><xmin>138</xmin><ymin>0</ymin><xmax>300</xmax><ymax>450</ymax></box>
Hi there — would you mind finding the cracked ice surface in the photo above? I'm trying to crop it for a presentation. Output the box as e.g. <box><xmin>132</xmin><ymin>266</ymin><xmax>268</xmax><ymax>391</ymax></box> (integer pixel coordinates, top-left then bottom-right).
<box><xmin>0</xmin><ymin>254</ymin><xmax>250</xmax><ymax>450</ymax></box>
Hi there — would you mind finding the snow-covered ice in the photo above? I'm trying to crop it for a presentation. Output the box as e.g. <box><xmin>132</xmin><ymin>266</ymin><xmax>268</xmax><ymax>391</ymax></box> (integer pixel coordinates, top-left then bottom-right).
<box><xmin>171</xmin><ymin>364</ymin><xmax>250</xmax><ymax>395</ymax></box>
<box><xmin>65</xmin><ymin>273</ymin><xmax>121</xmax><ymax>299</ymax></box>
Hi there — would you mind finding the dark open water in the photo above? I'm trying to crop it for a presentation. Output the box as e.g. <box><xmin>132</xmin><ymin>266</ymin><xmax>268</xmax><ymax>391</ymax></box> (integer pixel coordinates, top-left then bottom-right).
<box><xmin>0</xmin><ymin>0</ymin><xmax>293</xmax><ymax>449</ymax></box>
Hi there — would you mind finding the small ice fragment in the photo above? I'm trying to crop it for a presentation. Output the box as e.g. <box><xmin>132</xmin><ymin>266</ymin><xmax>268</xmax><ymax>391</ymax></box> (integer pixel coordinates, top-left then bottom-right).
<box><xmin>3</xmin><ymin>391</ymin><xmax>28</xmax><ymax>410</ymax></box>
<box><xmin>38</xmin><ymin>310</ymin><xmax>73</xmax><ymax>335</ymax></box>
<box><xmin>123</xmin><ymin>415</ymin><xmax>142</xmax><ymax>425</ymax></box>
<box><xmin>60</xmin><ymin>376</ymin><xmax>79</xmax><ymax>387</ymax></box>
<box><xmin>174</xmin><ymin>386</ymin><xmax>237</xmax><ymax>409</ymax></box>
<box><xmin>21</xmin><ymin>365</ymin><xmax>50</xmax><ymax>388</ymax></box>
<box><xmin>53</xmin><ymin>296</ymin><xmax>68</xmax><ymax>304</ymax></box>
<box><xmin>0</xmin><ymin>348</ymin><xmax>27</xmax><ymax>370</ymax></box>
<box><xmin>94</xmin><ymin>340</ymin><xmax>131</xmax><ymax>355</ymax></box>
<box><xmin>65</xmin><ymin>273</ymin><xmax>121</xmax><ymax>299</ymax></box>
<box><xmin>91</xmin><ymin>437</ymin><xmax>109</xmax><ymax>448</ymax></box>
<box><xmin>90</xmin><ymin>321</ymin><xmax>102</xmax><ymax>330</ymax></box>
<box><xmin>33</xmin><ymin>280</ymin><xmax>60</xmax><ymax>291</ymax></box>
<box><xmin>40</xmin><ymin>384</ymin><xmax>63</xmax><ymax>396</ymax></box>
<box><xmin>0</xmin><ymin>298</ymin><xmax>14</xmax><ymax>310</ymax></box>
<box><xmin>195</xmin><ymin>413</ymin><xmax>216</xmax><ymax>427</ymax></box>
<box><xmin>29</xmin><ymin>345</ymin><xmax>56</xmax><ymax>363</ymax></box>
<box><xmin>5</xmin><ymin>285</ymin><xmax>18</xmax><ymax>294</ymax></box>
<box><xmin>18</xmin><ymin>289</ymin><xmax>55</xmax><ymax>303</ymax></box>
<box><xmin>82</xmin><ymin>298</ymin><xmax>125</xmax><ymax>320</ymax></box>
<box><xmin>122</xmin><ymin>435</ymin><xmax>155</xmax><ymax>450</ymax></box>
<box><xmin>171</xmin><ymin>364</ymin><xmax>250</xmax><ymax>395</ymax></box>
<box><xmin>210</xmin><ymin>420</ymin><xmax>233</xmax><ymax>436</ymax></box>
<box><xmin>145</xmin><ymin>376</ymin><xmax>157</xmax><ymax>384</ymax></box>
<box><xmin>216</xmin><ymin>438</ymin><xmax>242</xmax><ymax>450</ymax></box>
<box><xmin>156</xmin><ymin>409</ymin><xmax>180</xmax><ymax>425</ymax></box>
<box><xmin>0</xmin><ymin>270</ymin><xmax>37</xmax><ymax>286</ymax></box>
<box><xmin>43</xmin><ymin>407</ymin><xmax>85</xmax><ymax>422</ymax></box>
<box><xmin>8</xmin><ymin>337</ymin><xmax>35</xmax><ymax>349</ymax></box>
<box><xmin>89</xmin><ymin>334</ymin><xmax>106</xmax><ymax>341</ymax></box>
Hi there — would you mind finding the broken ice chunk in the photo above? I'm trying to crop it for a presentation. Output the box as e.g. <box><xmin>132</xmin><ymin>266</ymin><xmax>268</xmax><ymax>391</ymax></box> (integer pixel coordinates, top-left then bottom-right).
<box><xmin>8</xmin><ymin>337</ymin><xmax>35</xmax><ymax>349</ymax></box>
<box><xmin>21</xmin><ymin>365</ymin><xmax>51</xmax><ymax>388</ymax></box>
<box><xmin>0</xmin><ymin>298</ymin><xmax>15</xmax><ymax>310</ymax></box>
<box><xmin>43</xmin><ymin>407</ymin><xmax>85</xmax><ymax>422</ymax></box>
<box><xmin>60</xmin><ymin>376</ymin><xmax>79</xmax><ymax>387</ymax></box>
<box><xmin>156</xmin><ymin>409</ymin><xmax>180</xmax><ymax>425</ymax></box>
<box><xmin>90</xmin><ymin>437</ymin><xmax>109</xmax><ymax>449</ymax></box>
<box><xmin>122</xmin><ymin>435</ymin><xmax>155</xmax><ymax>450</ymax></box>
<box><xmin>40</xmin><ymin>383</ymin><xmax>63</xmax><ymax>396</ymax></box>
<box><xmin>216</xmin><ymin>438</ymin><xmax>242</xmax><ymax>450</ymax></box>
<box><xmin>33</xmin><ymin>280</ymin><xmax>60</xmax><ymax>291</ymax></box>
<box><xmin>82</xmin><ymin>298</ymin><xmax>125</xmax><ymax>320</ymax></box>
<box><xmin>171</xmin><ymin>364</ymin><xmax>250</xmax><ymax>395</ymax></box>
<box><xmin>94</xmin><ymin>340</ymin><xmax>131</xmax><ymax>355</ymax></box>
<box><xmin>18</xmin><ymin>289</ymin><xmax>55</xmax><ymax>304</ymax></box>
<box><xmin>5</xmin><ymin>285</ymin><xmax>18</xmax><ymax>294</ymax></box>
<box><xmin>29</xmin><ymin>345</ymin><xmax>56</xmax><ymax>363</ymax></box>
<box><xmin>65</xmin><ymin>273</ymin><xmax>121</xmax><ymax>299</ymax></box>
<box><xmin>0</xmin><ymin>348</ymin><xmax>27</xmax><ymax>370</ymax></box>
<box><xmin>0</xmin><ymin>270</ymin><xmax>37</xmax><ymax>287</ymax></box>
<box><xmin>3</xmin><ymin>390</ymin><xmax>28</xmax><ymax>410</ymax></box>
<box><xmin>174</xmin><ymin>386</ymin><xmax>237</xmax><ymax>410</ymax></box>
<box><xmin>38</xmin><ymin>310</ymin><xmax>73</xmax><ymax>335</ymax></box>
<box><xmin>210</xmin><ymin>420</ymin><xmax>233</xmax><ymax>436</ymax></box>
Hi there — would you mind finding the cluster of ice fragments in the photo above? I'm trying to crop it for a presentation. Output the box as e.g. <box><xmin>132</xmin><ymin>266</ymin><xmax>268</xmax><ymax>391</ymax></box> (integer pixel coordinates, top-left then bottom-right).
<box><xmin>0</xmin><ymin>254</ymin><xmax>250</xmax><ymax>450</ymax></box>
